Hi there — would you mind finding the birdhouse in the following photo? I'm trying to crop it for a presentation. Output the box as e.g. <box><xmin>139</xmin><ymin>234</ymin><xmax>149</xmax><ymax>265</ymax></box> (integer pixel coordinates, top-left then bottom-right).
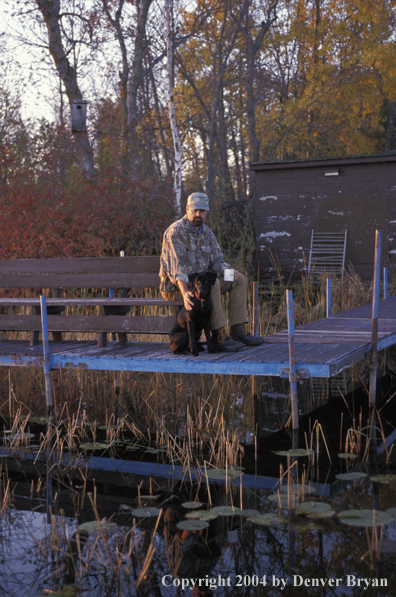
<box><xmin>71</xmin><ymin>99</ymin><xmax>88</xmax><ymax>133</ymax></box>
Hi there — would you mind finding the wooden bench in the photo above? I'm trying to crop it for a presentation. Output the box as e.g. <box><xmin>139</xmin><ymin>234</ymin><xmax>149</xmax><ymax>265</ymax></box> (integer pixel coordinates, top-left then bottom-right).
<box><xmin>0</xmin><ymin>256</ymin><xmax>182</xmax><ymax>347</ymax></box>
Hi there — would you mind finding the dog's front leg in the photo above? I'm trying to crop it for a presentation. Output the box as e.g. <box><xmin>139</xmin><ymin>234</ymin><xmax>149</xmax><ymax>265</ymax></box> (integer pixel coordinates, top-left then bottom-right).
<box><xmin>187</xmin><ymin>320</ymin><xmax>199</xmax><ymax>356</ymax></box>
<box><xmin>204</xmin><ymin>322</ymin><xmax>214</xmax><ymax>353</ymax></box>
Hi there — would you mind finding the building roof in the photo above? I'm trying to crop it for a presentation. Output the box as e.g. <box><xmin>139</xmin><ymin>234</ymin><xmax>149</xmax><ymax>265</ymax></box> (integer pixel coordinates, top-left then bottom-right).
<box><xmin>250</xmin><ymin>151</ymin><xmax>396</xmax><ymax>171</ymax></box>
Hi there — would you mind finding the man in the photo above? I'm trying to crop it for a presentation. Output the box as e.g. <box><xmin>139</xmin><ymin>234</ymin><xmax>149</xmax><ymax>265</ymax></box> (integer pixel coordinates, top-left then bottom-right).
<box><xmin>160</xmin><ymin>192</ymin><xmax>265</xmax><ymax>352</ymax></box>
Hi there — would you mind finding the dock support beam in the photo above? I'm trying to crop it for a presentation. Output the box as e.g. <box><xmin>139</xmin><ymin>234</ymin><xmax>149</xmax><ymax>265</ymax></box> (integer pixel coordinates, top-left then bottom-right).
<box><xmin>252</xmin><ymin>282</ymin><xmax>259</xmax><ymax>436</ymax></box>
<box><xmin>326</xmin><ymin>278</ymin><xmax>331</xmax><ymax>318</ymax></box>
<box><xmin>40</xmin><ymin>294</ymin><xmax>53</xmax><ymax>524</ymax></box>
<box><xmin>287</xmin><ymin>290</ymin><xmax>299</xmax><ymax>430</ymax></box>
<box><xmin>40</xmin><ymin>295</ymin><xmax>53</xmax><ymax>417</ymax></box>
<box><xmin>369</xmin><ymin>230</ymin><xmax>381</xmax><ymax>407</ymax></box>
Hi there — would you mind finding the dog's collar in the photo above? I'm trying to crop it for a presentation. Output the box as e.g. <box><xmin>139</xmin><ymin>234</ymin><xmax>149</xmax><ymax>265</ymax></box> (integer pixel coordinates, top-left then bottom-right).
<box><xmin>195</xmin><ymin>291</ymin><xmax>206</xmax><ymax>307</ymax></box>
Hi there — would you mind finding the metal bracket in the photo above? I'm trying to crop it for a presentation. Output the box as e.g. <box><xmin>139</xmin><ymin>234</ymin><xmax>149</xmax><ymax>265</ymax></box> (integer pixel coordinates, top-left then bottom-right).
<box><xmin>280</xmin><ymin>368</ymin><xmax>310</xmax><ymax>381</ymax></box>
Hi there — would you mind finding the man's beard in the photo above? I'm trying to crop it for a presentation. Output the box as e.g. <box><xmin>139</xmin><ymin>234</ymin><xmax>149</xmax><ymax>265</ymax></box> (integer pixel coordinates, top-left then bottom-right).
<box><xmin>193</xmin><ymin>217</ymin><xmax>202</xmax><ymax>224</ymax></box>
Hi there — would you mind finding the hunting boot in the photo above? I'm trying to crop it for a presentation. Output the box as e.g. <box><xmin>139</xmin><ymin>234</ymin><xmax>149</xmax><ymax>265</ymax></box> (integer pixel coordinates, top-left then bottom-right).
<box><xmin>230</xmin><ymin>322</ymin><xmax>265</xmax><ymax>346</ymax></box>
<box><xmin>211</xmin><ymin>327</ymin><xmax>244</xmax><ymax>352</ymax></box>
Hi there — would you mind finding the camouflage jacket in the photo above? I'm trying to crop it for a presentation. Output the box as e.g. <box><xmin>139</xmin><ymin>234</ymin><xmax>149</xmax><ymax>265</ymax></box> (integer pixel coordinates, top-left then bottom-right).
<box><xmin>159</xmin><ymin>215</ymin><xmax>230</xmax><ymax>292</ymax></box>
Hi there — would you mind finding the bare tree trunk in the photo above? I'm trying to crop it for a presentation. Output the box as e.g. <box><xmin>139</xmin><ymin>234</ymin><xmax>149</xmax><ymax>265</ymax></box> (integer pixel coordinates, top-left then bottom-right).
<box><xmin>165</xmin><ymin>0</ymin><xmax>182</xmax><ymax>217</ymax></box>
<box><xmin>243</xmin><ymin>0</ymin><xmax>278</xmax><ymax>210</ymax></box>
<box><xmin>205</xmin><ymin>0</ymin><xmax>248</xmax><ymax>198</ymax></box>
<box><xmin>36</xmin><ymin>0</ymin><xmax>96</xmax><ymax>178</ymax></box>
<box><xmin>101</xmin><ymin>0</ymin><xmax>130</xmax><ymax>172</ymax></box>
<box><xmin>218</xmin><ymin>87</ymin><xmax>234</xmax><ymax>201</ymax></box>
<box><xmin>386</xmin><ymin>100</ymin><xmax>396</xmax><ymax>151</ymax></box>
<box><xmin>128</xmin><ymin>0</ymin><xmax>153</xmax><ymax>173</ymax></box>
<box><xmin>308</xmin><ymin>0</ymin><xmax>321</xmax><ymax>157</ymax></box>
<box><xmin>230</xmin><ymin>121</ymin><xmax>243</xmax><ymax>201</ymax></box>
<box><xmin>148</xmin><ymin>51</ymin><xmax>173</xmax><ymax>178</ymax></box>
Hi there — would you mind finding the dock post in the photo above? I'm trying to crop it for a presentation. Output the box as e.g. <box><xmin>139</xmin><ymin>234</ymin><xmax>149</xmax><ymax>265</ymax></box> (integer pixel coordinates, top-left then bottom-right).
<box><xmin>326</xmin><ymin>278</ymin><xmax>331</xmax><ymax>318</ymax></box>
<box><xmin>326</xmin><ymin>277</ymin><xmax>332</xmax><ymax>397</ymax></box>
<box><xmin>369</xmin><ymin>230</ymin><xmax>381</xmax><ymax>408</ymax></box>
<box><xmin>40</xmin><ymin>295</ymin><xmax>53</xmax><ymax>524</ymax></box>
<box><xmin>383</xmin><ymin>267</ymin><xmax>388</xmax><ymax>374</ymax></box>
<box><xmin>286</xmin><ymin>290</ymin><xmax>299</xmax><ymax>430</ymax></box>
<box><xmin>252</xmin><ymin>282</ymin><xmax>259</xmax><ymax>436</ymax></box>
<box><xmin>108</xmin><ymin>286</ymin><xmax>120</xmax><ymax>420</ymax></box>
<box><xmin>40</xmin><ymin>295</ymin><xmax>53</xmax><ymax>417</ymax></box>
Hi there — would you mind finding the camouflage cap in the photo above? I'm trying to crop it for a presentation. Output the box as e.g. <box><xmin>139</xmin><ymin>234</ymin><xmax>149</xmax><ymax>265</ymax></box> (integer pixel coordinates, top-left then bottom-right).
<box><xmin>187</xmin><ymin>192</ymin><xmax>209</xmax><ymax>211</ymax></box>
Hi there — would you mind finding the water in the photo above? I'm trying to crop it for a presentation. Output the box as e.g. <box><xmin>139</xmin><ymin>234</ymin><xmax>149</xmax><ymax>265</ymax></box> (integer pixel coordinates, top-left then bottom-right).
<box><xmin>1</xmin><ymin>376</ymin><xmax>396</xmax><ymax>596</ymax></box>
<box><xmin>1</xmin><ymin>477</ymin><xmax>396</xmax><ymax>596</ymax></box>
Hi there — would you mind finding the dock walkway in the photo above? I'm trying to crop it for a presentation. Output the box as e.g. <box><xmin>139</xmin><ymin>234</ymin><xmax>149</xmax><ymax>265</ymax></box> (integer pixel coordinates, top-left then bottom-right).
<box><xmin>1</xmin><ymin>297</ymin><xmax>395</xmax><ymax>379</ymax></box>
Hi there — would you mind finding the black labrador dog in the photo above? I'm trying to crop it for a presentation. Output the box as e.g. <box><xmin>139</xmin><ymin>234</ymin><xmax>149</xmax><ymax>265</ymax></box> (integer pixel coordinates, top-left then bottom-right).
<box><xmin>169</xmin><ymin>270</ymin><xmax>217</xmax><ymax>356</ymax></box>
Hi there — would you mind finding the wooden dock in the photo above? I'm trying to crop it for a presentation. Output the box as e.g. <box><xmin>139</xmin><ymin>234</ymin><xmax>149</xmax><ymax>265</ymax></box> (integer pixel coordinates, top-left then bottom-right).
<box><xmin>0</xmin><ymin>297</ymin><xmax>395</xmax><ymax>380</ymax></box>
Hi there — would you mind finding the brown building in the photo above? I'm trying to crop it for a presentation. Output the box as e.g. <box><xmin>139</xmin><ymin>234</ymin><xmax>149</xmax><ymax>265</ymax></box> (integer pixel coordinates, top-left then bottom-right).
<box><xmin>250</xmin><ymin>152</ymin><xmax>396</xmax><ymax>280</ymax></box>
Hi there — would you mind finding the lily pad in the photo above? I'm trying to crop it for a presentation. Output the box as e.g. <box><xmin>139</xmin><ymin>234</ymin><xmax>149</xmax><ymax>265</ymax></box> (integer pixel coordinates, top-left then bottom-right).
<box><xmin>268</xmin><ymin>493</ymin><xmax>299</xmax><ymax>508</ymax></box>
<box><xmin>336</xmin><ymin>472</ymin><xmax>367</xmax><ymax>481</ymax></box>
<box><xmin>386</xmin><ymin>507</ymin><xmax>396</xmax><ymax>517</ymax></box>
<box><xmin>338</xmin><ymin>453</ymin><xmax>359</xmax><ymax>459</ymax></box>
<box><xmin>119</xmin><ymin>504</ymin><xmax>133</xmax><ymax>512</ymax></box>
<box><xmin>34</xmin><ymin>586</ymin><xmax>76</xmax><ymax>597</ymax></box>
<box><xmin>294</xmin><ymin>522</ymin><xmax>321</xmax><ymax>533</ymax></box>
<box><xmin>125</xmin><ymin>445</ymin><xmax>141</xmax><ymax>451</ymax></box>
<box><xmin>26</xmin><ymin>416</ymin><xmax>50</xmax><ymax>424</ymax></box>
<box><xmin>80</xmin><ymin>442</ymin><xmax>109</xmax><ymax>451</ymax></box>
<box><xmin>274</xmin><ymin>449</ymin><xmax>314</xmax><ymax>457</ymax></box>
<box><xmin>77</xmin><ymin>520</ymin><xmax>119</xmax><ymax>534</ymax></box>
<box><xmin>236</xmin><ymin>509</ymin><xmax>261</xmax><ymax>517</ymax></box>
<box><xmin>370</xmin><ymin>474</ymin><xmax>396</xmax><ymax>484</ymax></box>
<box><xmin>204</xmin><ymin>468</ymin><xmax>243</xmax><ymax>480</ymax></box>
<box><xmin>248</xmin><ymin>513</ymin><xmax>285</xmax><ymax>526</ymax></box>
<box><xmin>338</xmin><ymin>509</ymin><xmax>395</xmax><ymax>527</ymax></box>
<box><xmin>187</xmin><ymin>510</ymin><xmax>218</xmax><ymax>521</ymax></box>
<box><xmin>182</xmin><ymin>501</ymin><xmax>203</xmax><ymax>509</ymax></box>
<box><xmin>176</xmin><ymin>519</ymin><xmax>209</xmax><ymax>531</ymax></box>
<box><xmin>131</xmin><ymin>507</ymin><xmax>161</xmax><ymax>518</ymax></box>
<box><xmin>99</xmin><ymin>425</ymin><xmax>119</xmax><ymax>430</ymax></box>
<box><xmin>6</xmin><ymin>433</ymin><xmax>35</xmax><ymax>441</ymax></box>
<box><xmin>209</xmin><ymin>506</ymin><xmax>241</xmax><ymax>516</ymax></box>
<box><xmin>308</xmin><ymin>509</ymin><xmax>336</xmax><ymax>520</ymax></box>
<box><xmin>297</xmin><ymin>502</ymin><xmax>332</xmax><ymax>515</ymax></box>
<box><xmin>279</xmin><ymin>484</ymin><xmax>317</xmax><ymax>495</ymax></box>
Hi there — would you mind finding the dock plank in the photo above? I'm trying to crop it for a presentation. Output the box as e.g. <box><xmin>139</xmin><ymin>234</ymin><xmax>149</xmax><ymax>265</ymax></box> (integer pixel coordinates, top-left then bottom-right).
<box><xmin>0</xmin><ymin>297</ymin><xmax>395</xmax><ymax>379</ymax></box>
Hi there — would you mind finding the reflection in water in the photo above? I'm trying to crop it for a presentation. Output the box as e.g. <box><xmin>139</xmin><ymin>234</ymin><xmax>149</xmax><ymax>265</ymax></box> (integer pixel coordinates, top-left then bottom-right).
<box><xmin>163</xmin><ymin>506</ymin><xmax>224</xmax><ymax>597</ymax></box>
<box><xmin>1</xmin><ymin>376</ymin><xmax>396</xmax><ymax>595</ymax></box>
<box><xmin>1</xmin><ymin>473</ymin><xmax>396</xmax><ymax>596</ymax></box>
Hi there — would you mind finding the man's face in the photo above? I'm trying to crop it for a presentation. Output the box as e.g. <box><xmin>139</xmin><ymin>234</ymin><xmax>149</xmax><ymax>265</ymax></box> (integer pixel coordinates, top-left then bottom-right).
<box><xmin>186</xmin><ymin>206</ymin><xmax>208</xmax><ymax>228</ymax></box>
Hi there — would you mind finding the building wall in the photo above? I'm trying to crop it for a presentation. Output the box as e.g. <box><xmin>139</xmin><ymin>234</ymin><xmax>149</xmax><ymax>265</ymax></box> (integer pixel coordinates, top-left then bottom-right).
<box><xmin>253</xmin><ymin>157</ymin><xmax>396</xmax><ymax>279</ymax></box>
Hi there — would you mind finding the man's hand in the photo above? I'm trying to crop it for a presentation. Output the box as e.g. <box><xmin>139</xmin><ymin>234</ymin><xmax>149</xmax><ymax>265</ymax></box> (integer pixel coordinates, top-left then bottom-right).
<box><xmin>178</xmin><ymin>280</ymin><xmax>194</xmax><ymax>310</ymax></box>
<box><xmin>182</xmin><ymin>289</ymin><xmax>194</xmax><ymax>310</ymax></box>
<box><xmin>234</xmin><ymin>270</ymin><xmax>240</xmax><ymax>280</ymax></box>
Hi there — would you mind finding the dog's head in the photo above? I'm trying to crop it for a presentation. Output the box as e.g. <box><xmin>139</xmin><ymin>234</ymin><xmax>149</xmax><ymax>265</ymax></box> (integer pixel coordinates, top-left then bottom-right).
<box><xmin>188</xmin><ymin>270</ymin><xmax>217</xmax><ymax>299</ymax></box>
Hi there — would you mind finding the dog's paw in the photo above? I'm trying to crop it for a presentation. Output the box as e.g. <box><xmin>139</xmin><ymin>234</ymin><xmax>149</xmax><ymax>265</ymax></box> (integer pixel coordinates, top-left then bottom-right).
<box><xmin>207</xmin><ymin>348</ymin><xmax>216</xmax><ymax>354</ymax></box>
<box><xmin>192</xmin><ymin>351</ymin><xmax>199</xmax><ymax>357</ymax></box>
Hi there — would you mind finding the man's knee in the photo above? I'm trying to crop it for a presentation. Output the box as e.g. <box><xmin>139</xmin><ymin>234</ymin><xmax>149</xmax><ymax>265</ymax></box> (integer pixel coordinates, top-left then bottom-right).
<box><xmin>235</xmin><ymin>273</ymin><xmax>246</xmax><ymax>288</ymax></box>
<box><xmin>212</xmin><ymin>278</ymin><xmax>221</xmax><ymax>294</ymax></box>
<box><xmin>161</xmin><ymin>290</ymin><xmax>181</xmax><ymax>302</ymax></box>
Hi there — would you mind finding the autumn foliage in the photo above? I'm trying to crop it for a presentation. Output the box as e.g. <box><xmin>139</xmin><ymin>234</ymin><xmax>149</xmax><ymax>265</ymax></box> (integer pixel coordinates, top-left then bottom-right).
<box><xmin>0</xmin><ymin>126</ymin><xmax>175</xmax><ymax>260</ymax></box>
